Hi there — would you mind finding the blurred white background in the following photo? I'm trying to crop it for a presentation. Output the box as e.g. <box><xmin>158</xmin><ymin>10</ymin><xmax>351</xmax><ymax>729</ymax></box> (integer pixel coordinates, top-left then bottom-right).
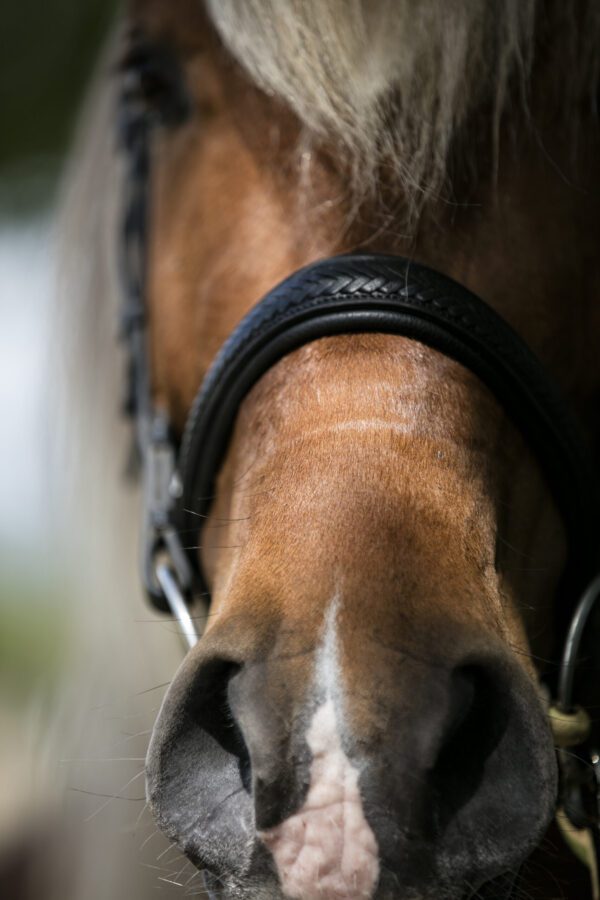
<box><xmin>0</xmin><ymin>218</ymin><xmax>54</xmax><ymax>558</ymax></box>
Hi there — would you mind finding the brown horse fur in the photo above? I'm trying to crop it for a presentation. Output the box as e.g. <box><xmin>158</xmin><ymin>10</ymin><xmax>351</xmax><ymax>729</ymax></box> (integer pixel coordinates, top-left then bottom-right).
<box><xmin>131</xmin><ymin>3</ymin><xmax>600</xmax><ymax>898</ymax></box>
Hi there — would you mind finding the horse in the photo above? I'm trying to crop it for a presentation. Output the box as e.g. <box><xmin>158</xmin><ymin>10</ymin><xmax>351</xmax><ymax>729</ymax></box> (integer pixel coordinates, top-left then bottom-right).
<box><xmin>64</xmin><ymin>1</ymin><xmax>600</xmax><ymax>898</ymax></box>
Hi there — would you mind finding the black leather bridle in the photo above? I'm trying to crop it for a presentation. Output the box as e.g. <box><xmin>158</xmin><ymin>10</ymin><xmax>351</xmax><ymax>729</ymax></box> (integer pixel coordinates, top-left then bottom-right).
<box><xmin>117</xmin><ymin>39</ymin><xmax>600</xmax><ymax>886</ymax></box>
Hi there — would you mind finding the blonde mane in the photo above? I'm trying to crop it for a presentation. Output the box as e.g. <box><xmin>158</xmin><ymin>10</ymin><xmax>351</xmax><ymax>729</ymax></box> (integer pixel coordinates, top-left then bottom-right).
<box><xmin>207</xmin><ymin>0</ymin><xmax>599</xmax><ymax>213</ymax></box>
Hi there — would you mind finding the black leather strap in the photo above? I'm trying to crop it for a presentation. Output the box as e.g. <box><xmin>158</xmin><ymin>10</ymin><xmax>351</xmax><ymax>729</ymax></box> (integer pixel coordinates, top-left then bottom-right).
<box><xmin>178</xmin><ymin>254</ymin><xmax>599</xmax><ymax>600</ymax></box>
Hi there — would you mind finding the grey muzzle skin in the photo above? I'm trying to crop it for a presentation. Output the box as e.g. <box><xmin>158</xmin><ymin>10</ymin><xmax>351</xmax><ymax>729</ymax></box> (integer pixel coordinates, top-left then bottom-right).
<box><xmin>146</xmin><ymin>620</ymin><xmax>558</xmax><ymax>900</ymax></box>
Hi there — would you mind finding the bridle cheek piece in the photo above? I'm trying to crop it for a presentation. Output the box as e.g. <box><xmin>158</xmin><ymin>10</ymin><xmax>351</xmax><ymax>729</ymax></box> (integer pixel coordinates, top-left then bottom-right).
<box><xmin>117</xmin><ymin>41</ymin><xmax>600</xmax><ymax>887</ymax></box>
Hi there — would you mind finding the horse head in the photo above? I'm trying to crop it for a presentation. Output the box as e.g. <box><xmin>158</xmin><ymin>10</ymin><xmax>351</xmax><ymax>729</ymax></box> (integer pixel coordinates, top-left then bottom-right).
<box><xmin>109</xmin><ymin>3</ymin><xmax>600</xmax><ymax>897</ymax></box>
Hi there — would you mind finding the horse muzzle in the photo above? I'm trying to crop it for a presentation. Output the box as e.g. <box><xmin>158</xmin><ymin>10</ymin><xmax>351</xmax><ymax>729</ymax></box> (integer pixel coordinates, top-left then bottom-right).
<box><xmin>145</xmin><ymin>618</ymin><xmax>557</xmax><ymax>900</ymax></box>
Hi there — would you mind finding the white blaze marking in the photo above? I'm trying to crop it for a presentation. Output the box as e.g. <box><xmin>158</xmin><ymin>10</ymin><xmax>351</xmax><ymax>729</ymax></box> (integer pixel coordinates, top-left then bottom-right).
<box><xmin>259</xmin><ymin>601</ymin><xmax>380</xmax><ymax>899</ymax></box>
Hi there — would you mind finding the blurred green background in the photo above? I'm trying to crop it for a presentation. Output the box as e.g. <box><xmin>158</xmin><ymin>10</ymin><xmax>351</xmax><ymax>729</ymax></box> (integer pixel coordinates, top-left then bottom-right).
<box><xmin>0</xmin><ymin>0</ymin><xmax>118</xmax><ymax>215</ymax></box>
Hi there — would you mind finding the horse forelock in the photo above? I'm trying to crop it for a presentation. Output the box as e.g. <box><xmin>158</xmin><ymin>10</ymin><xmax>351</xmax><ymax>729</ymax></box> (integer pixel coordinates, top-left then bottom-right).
<box><xmin>206</xmin><ymin>0</ymin><xmax>600</xmax><ymax>218</ymax></box>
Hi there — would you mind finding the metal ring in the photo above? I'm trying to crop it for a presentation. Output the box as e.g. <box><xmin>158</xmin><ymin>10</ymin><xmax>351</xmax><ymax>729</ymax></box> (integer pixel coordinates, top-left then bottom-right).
<box><xmin>558</xmin><ymin>573</ymin><xmax>600</xmax><ymax>713</ymax></box>
<box><xmin>155</xmin><ymin>563</ymin><xmax>199</xmax><ymax>650</ymax></box>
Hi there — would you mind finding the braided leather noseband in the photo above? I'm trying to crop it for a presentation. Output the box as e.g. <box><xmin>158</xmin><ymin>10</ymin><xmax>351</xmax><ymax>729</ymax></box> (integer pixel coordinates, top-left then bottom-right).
<box><xmin>179</xmin><ymin>254</ymin><xmax>599</xmax><ymax>599</ymax></box>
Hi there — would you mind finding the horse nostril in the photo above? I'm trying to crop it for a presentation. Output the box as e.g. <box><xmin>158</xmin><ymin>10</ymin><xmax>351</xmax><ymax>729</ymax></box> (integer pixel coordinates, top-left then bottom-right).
<box><xmin>431</xmin><ymin>664</ymin><xmax>511</xmax><ymax>835</ymax></box>
<box><xmin>421</xmin><ymin>655</ymin><xmax>557</xmax><ymax>889</ymax></box>
<box><xmin>146</xmin><ymin>654</ymin><xmax>254</xmax><ymax>874</ymax></box>
<box><xmin>188</xmin><ymin>659</ymin><xmax>252</xmax><ymax>791</ymax></box>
